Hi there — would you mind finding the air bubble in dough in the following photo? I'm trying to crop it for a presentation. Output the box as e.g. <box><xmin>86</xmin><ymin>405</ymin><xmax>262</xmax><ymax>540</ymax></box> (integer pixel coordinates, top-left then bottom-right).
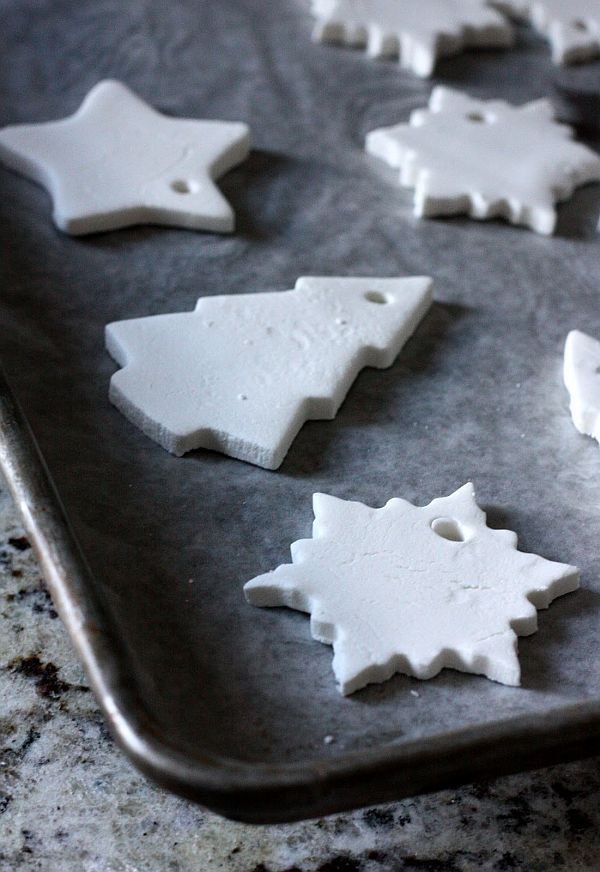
<box><xmin>366</xmin><ymin>86</ymin><xmax>600</xmax><ymax>234</ymax></box>
<box><xmin>244</xmin><ymin>483</ymin><xmax>579</xmax><ymax>695</ymax></box>
<box><xmin>106</xmin><ymin>276</ymin><xmax>432</xmax><ymax>469</ymax></box>
<box><xmin>0</xmin><ymin>80</ymin><xmax>250</xmax><ymax>235</ymax></box>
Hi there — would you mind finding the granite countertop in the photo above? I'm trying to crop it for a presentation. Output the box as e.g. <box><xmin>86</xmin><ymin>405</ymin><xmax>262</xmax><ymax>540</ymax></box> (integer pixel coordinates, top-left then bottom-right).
<box><xmin>0</xmin><ymin>479</ymin><xmax>598</xmax><ymax>871</ymax></box>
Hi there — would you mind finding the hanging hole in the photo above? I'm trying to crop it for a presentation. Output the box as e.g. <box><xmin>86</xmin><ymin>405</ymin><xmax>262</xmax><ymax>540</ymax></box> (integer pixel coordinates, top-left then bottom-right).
<box><xmin>364</xmin><ymin>290</ymin><xmax>390</xmax><ymax>305</ymax></box>
<box><xmin>572</xmin><ymin>19</ymin><xmax>588</xmax><ymax>31</ymax></box>
<box><xmin>171</xmin><ymin>179</ymin><xmax>197</xmax><ymax>194</ymax></box>
<box><xmin>466</xmin><ymin>112</ymin><xmax>485</xmax><ymax>123</ymax></box>
<box><xmin>431</xmin><ymin>517</ymin><xmax>468</xmax><ymax>542</ymax></box>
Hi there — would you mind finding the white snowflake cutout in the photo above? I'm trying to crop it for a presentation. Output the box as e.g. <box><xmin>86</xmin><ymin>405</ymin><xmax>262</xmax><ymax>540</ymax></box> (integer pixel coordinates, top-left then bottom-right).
<box><xmin>366</xmin><ymin>86</ymin><xmax>600</xmax><ymax>234</ymax></box>
<box><xmin>564</xmin><ymin>329</ymin><xmax>600</xmax><ymax>444</ymax></box>
<box><xmin>106</xmin><ymin>275</ymin><xmax>432</xmax><ymax>469</ymax></box>
<box><xmin>498</xmin><ymin>1</ymin><xmax>600</xmax><ymax>65</ymax></box>
<box><xmin>0</xmin><ymin>80</ymin><xmax>250</xmax><ymax>235</ymax></box>
<box><xmin>532</xmin><ymin>2</ymin><xmax>600</xmax><ymax>64</ymax></box>
<box><xmin>244</xmin><ymin>484</ymin><xmax>579</xmax><ymax>694</ymax></box>
<box><xmin>310</xmin><ymin>1</ymin><xmax>514</xmax><ymax>77</ymax></box>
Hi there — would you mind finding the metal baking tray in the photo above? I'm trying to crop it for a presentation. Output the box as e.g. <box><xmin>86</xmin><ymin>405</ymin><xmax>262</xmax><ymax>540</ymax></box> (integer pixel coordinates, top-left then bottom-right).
<box><xmin>1</xmin><ymin>0</ymin><xmax>599</xmax><ymax>823</ymax></box>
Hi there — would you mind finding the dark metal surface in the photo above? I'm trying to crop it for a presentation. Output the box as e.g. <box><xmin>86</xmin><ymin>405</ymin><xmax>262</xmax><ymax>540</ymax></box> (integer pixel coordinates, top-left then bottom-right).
<box><xmin>1</xmin><ymin>1</ymin><xmax>600</xmax><ymax>822</ymax></box>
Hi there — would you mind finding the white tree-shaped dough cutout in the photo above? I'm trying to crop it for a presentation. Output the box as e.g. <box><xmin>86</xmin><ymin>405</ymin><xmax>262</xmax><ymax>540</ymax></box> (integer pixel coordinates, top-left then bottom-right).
<box><xmin>366</xmin><ymin>86</ymin><xmax>600</xmax><ymax>234</ymax></box>
<box><xmin>106</xmin><ymin>276</ymin><xmax>432</xmax><ymax>468</ymax></box>
<box><xmin>244</xmin><ymin>484</ymin><xmax>579</xmax><ymax>695</ymax></box>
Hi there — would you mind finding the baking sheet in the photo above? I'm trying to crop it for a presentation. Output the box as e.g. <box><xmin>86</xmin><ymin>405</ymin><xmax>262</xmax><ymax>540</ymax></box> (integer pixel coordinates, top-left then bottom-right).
<box><xmin>1</xmin><ymin>0</ymin><xmax>600</xmax><ymax>787</ymax></box>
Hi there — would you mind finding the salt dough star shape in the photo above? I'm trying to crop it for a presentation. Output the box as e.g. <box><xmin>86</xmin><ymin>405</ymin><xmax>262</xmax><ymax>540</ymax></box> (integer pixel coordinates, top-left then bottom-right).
<box><xmin>0</xmin><ymin>80</ymin><xmax>250</xmax><ymax>235</ymax></box>
<box><xmin>106</xmin><ymin>275</ymin><xmax>432</xmax><ymax>469</ymax></box>
<box><xmin>244</xmin><ymin>483</ymin><xmax>579</xmax><ymax>694</ymax></box>
<box><xmin>564</xmin><ymin>329</ymin><xmax>600</xmax><ymax>444</ymax></box>
<box><xmin>366</xmin><ymin>86</ymin><xmax>600</xmax><ymax>234</ymax></box>
<box><xmin>498</xmin><ymin>1</ymin><xmax>600</xmax><ymax>65</ymax></box>
<box><xmin>310</xmin><ymin>0</ymin><xmax>514</xmax><ymax>77</ymax></box>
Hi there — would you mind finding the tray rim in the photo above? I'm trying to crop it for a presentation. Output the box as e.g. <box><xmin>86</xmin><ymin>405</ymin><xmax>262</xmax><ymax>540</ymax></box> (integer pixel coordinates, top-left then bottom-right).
<box><xmin>1</xmin><ymin>364</ymin><xmax>599</xmax><ymax>823</ymax></box>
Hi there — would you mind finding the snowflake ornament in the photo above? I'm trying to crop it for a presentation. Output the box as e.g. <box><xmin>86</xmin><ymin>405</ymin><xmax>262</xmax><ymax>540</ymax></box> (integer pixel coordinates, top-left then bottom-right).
<box><xmin>310</xmin><ymin>0</ymin><xmax>514</xmax><ymax>77</ymax></box>
<box><xmin>498</xmin><ymin>1</ymin><xmax>600</xmax><ymax>65</ymax></box>
<box><xmin>564</xmin><ymin>329</ymin><xmax>600</xmax><ymax>444</ymax></box>
<box><xmin>106</xmin><ymin>275</ymin><xmax>432</xmax><ymax>468</ymax></box>
<box><xmin>244</xmin><ymin>484</ymin><xmax>579</xmax><ymax>694</ymax></box>
<box><xmin>366</xmin><ymin>86</ymin><xmax>600</xmax><ymax>234</ymax></box>
<box><xmin>0</xmin><ymin>80</ymin><xmax>250</xmax><ymax>235</ymax></box>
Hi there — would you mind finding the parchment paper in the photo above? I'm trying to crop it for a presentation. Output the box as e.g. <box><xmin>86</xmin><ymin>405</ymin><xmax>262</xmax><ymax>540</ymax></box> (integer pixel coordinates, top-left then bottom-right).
<box><xmin>1</xmin><ymin>0</ymin><xmax>599</xmax><ymax>764</ymax></box>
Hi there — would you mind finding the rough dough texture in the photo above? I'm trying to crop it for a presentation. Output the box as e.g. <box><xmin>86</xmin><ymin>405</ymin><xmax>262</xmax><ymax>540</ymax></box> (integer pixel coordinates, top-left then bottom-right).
<box><xmin>0</xmin><ymin>79</ymin><xmax>250</xmax><ymax>235</ymax></box>
<box><xmin>106</xmin><ymin>275</ymin><xmax>433</xmax><ymax>469</ymax></box>
<box><xmin>310</xmin><ymin>0</ymin><xmax>513</xmax><ymax>77</ymax></box>
<box><xmin>366</xmin><ymin>86</ymin><xmax>600</xmax><ymax>234</ymax></box>
<box><xmin>245</xmin><ymin>483</ymin><xmax>579</xmax><ymax>695</ymax></box>
<box><xmin>564</xmin><ymin>329</ymin><xmax>600</xmax><ymax>444</ymax></box>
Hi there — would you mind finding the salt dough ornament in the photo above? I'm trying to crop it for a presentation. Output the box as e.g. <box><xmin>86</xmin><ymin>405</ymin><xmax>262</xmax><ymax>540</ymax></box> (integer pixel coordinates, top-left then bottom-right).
<box><xmin>531</xmin><ymin>1</ymin><xmax>600</xmax><ymax>64</ymax></box>
<box><xmin>498</xmin><ymin>1</ymin><xmax>600</xmax><ymax>65</ymax></box>
<box><xmin>309</xmin><ymin>0</ymin><xmax>514</xmax><ymax>78</ymax></box>
<box><xmin>564</xmin><ymin>329</ymin><xmax>600</xmax><ymax>444</ymax></box>
<box><xmin>244</xmin><ymin>484</ymin><xmax>579</xmax><ymax>694</ymax></box>
<box><xmin>0</xmin><ymin>80</ymin><xmax>250</xmax><ymax>235</ymax></box>
<box><xmin>366</xmin><ymin>86</ymin><xmax>600</xmax><ymax>234</ymax></box>
<box><xmin>106</xmin><ymin>275</ymin><xmax>432</xmax><ymax>469</ymax></box>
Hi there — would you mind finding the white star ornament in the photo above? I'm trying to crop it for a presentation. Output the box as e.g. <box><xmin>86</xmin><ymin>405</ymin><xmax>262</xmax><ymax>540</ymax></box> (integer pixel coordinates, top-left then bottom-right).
<box><xmin>0</xmin><ymin>80</ymin><xmax>250</xmax><ymax>235</ymax></box>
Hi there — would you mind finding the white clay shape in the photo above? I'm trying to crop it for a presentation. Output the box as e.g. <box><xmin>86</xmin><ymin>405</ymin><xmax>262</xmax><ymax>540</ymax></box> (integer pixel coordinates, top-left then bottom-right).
<box><xmin>564</xmin><ymin>329</ymin><xmax>600</xmax><ymax>443</ymax></box>
<box><xmin>531</xmin><ymin>2</ymin><xmax>600</xmax><ymax>64</ymax></box>
<box><xmin>244</xmin><ymin>484</ymin><xmax>579</xmax><ymax>694</ymax></box>
<box><xmin>366</xmin><ymin>86</ymin><xmax>600</xmax><ymax>234</ymax></box>
<box><xmin>106</xmin><ymin>276</ymin><xmax>432</xmax><ymax>469</ymax></box>
<box><xmin>496</xmin><ymin>1</ymin><xmax>600</xmax><ymax>65</ymax></box>
<box><xmin>310</xmin><ymin>0</ymin><xmax>514</xmax><ymax>77</ymax></box>
<box><xmin>0</xmin><ymin>80</ymin><xmax>250</xmax><ymax>235</ymax></box>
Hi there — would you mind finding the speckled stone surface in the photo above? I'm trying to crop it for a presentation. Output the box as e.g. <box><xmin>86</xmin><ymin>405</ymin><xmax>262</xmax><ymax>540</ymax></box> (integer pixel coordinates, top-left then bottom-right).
<box><xmin>1</xmin><ymin>478</ymin><xmax>599</xmax><ymax>870</ymax></box>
